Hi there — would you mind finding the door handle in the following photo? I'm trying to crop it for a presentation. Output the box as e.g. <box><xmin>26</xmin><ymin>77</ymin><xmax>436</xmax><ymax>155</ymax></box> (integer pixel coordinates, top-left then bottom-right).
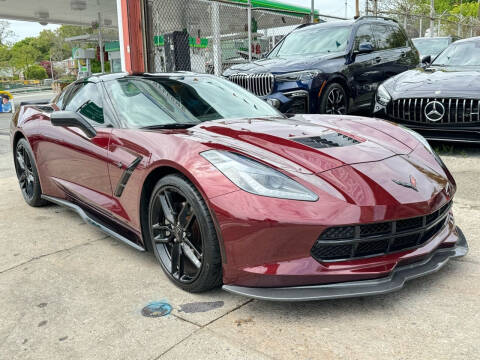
<box><xmin>374</xmin><ymin>56</ymin><xmax>381</xmax><ymax>63</ymax></box>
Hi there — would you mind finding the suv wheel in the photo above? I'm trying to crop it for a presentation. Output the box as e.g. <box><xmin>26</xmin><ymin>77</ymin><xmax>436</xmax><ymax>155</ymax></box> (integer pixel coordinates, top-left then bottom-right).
<box><xmin>319</xmin><ymin>83</ymin><xmax>348</xmax><ymax>115</ymax></box>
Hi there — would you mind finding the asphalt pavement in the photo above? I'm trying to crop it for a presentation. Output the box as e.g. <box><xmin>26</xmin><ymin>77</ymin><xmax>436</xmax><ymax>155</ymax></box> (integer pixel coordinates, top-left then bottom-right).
<box><xmin>0</xmin><ymin>91</ymin><xmax>479</xmax><ymax>359</ymax></box>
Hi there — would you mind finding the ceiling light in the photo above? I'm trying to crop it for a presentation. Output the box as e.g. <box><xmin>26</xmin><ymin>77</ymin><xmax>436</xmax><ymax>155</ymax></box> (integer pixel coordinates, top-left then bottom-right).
<box><xmin>71</xmin><ymin>0</ymin><xmax>87</xmax><ymax>11</ymax></box>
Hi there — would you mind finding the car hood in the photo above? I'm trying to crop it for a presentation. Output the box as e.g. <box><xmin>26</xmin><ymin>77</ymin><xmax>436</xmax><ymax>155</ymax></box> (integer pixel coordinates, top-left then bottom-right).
<box><xmin>184</xmin><ymin>115</ymin><xmax>415</xmax><ymax>175</ymax></box>
<box><xmin>222</xmin><ymin>53</ymin><xmax>344</xmax><ymax>75</ymax></box>
<box><xmin>386</xmin><ymin>67</ymin><xmax>480</xmax><ymax>98</ymax></box>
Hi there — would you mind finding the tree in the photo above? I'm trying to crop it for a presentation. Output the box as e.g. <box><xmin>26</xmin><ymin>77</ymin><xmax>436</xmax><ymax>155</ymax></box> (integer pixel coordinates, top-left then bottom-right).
<box><xmin>10</xmin><ymin>43</ymin><xmax>41</xmax><ymax>78</ymax></box>
<box><xmin>25</xmin><ymin>65</ymin><xmax>48</xmax><ymax>80</ymax></box>
<box><xmin>0</xmin><ymin>21</ymin><xmax>14</xmax><ymax>46</ymax></box>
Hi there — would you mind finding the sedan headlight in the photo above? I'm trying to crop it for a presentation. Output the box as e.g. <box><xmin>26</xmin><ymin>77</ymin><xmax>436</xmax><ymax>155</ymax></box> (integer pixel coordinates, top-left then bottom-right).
<box><xmin>201</xmin><ymin>150</ymin><xmax>318</xmax><ymax>201</ymax></box>
<box><xmin>275</xmin><ymin>70</ymin><xmax>321</xmax><ymax>82</ymax></box>
<box><xmin>376</xmin><ymin>84</ymin><xmax>391</xmax><ymax>106</ymax></box>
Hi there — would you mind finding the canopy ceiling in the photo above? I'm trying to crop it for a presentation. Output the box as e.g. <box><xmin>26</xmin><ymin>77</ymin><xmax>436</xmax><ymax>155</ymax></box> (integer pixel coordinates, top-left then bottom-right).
<box><xmin>0</xmin><ymin>0</ymin><xmax>117</xmax><ymax>27</ymax></box>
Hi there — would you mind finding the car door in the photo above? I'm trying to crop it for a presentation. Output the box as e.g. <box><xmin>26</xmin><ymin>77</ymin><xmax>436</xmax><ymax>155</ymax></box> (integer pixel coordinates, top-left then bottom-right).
<box><xmin>371</xmin><ymin>23</ymin><xmax>401</xmax><ymax>81</ymax></box>
<box><xmin>388</xmin><ymin>23</ymin><xmax>418</xmax><ymax>73</ymax></box>
<box><xmin>349</xmin><ymin>23</ymin><xmax>384</xmax><ymax>108</ymax></box>
<box><xmin>40</xmin><ymin>81</ymin><xmax>114</xmax><ymax>210</ymax></box>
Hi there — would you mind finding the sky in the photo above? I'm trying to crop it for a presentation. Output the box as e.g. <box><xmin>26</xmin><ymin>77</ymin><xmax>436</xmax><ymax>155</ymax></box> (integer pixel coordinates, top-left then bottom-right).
<box><xmin>3</xmin><ymin>0</ymin><xmax>357</xmax><ymax>43</ymax></box>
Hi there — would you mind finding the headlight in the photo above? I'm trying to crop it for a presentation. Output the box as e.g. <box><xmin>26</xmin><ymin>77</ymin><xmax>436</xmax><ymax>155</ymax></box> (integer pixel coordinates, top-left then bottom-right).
<box><xmin>201</xmin><ymin>150</ymin><xmax>318</xmax><ymax>201</ymax></box>
<box><xmin>275</xmin><ymin>70</ymin><xmax>322</xmax><ymax>82</ymax></box>
<box><xmin>376</xmin><ymin>84</ymin><xmax>391</xmax><ymax>106</ymax></box>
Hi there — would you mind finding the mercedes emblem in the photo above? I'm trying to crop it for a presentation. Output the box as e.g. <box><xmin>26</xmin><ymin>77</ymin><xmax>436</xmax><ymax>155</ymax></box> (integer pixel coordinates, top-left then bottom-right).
<box><xmin>424</xmin><ymin>100</ymin><xmax>445</xmax><ymax>122</ymax></box>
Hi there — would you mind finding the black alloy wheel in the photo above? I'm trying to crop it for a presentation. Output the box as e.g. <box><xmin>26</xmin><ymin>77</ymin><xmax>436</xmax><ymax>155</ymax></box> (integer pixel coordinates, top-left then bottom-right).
<box><xmin>320</xmin><ymin>83</ymin><xmax>348</xmax><ymax>115</ymax></box>
<box><xmin>148</xmin><ymin>174</ymin><xmax>222</xmax><ymax>292</ymax></box>
<box><xmin>14</xmin><ymin>138</ymin><xmax>47</xmax><ymax>207</ymax></box>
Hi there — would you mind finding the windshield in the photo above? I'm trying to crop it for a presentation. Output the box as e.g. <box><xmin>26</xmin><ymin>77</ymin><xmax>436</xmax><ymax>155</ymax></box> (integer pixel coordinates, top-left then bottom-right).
<box><xmin>105</xmin><ymin>76</ymin><xmax>281</xmax><ymax>128</ymax></box>
<box><xmin>268</xmin><ymin>25</ymin><xmax>352</xmax><ymax>58</ymax></box>
<box><xmin>412</xmin><ymin>38</ymin><xmax>450</xmax><ymax>57</ymax></box>
<box><xmin>433</xmin><ymin>41</ymin><xmax>480</xmax><ymax>66</ymax></box>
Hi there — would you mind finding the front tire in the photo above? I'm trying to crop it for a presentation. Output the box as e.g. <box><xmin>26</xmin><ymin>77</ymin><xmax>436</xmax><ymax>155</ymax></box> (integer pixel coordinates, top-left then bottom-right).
<box><xmin>14</xmin><ymin>138</ymin><xmax>47</xmax><ymax>207</ymax></box>
<box><xmin>319</xmin><ymin>83</ymin><xmax>348</xmax><ymax>115</ymax></box>
<box><xmin>147</xmin><ymin>174</ymin><xmax>222</xmax><ymax>292</ymax></box>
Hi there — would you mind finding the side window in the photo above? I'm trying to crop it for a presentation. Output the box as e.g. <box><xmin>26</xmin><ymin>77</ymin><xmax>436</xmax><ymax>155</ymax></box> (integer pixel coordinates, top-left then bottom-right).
<box><xmin>388</xmin><ymin>25</ymin><xmax>408</xmax><ymax>48</ymax></box>
<box><xmin>354</xmin><ymin>24</ymin><xmax>375</xmax><ymax>50</ymax></box>
<box><xmin>64</xmin><ymin>83</ymin><xmax>105</xmax><ymax>125</ymax></box>
<box><xmin>372</xmin><ymin>24</ymin><xmax>392</xmax><ymax>51</ymax></box>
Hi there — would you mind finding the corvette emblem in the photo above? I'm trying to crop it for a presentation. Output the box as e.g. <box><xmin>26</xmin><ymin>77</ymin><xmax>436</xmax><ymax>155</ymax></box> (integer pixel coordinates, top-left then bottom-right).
<box><xmin>424</xmin><ymin>100</ymin><xmax>445</xmax><ymax>122</ymax></box>
<box><xmin>393</xmin><ymin>175</ymin><xmax>418</xmax><ymax>191</ymax></box>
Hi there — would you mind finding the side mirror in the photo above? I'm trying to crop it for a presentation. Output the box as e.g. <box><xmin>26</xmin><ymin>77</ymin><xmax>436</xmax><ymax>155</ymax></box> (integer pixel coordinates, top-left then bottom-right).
<box><xmin>357</xmin><ymin>42</ymin><xmax>374</xmax><ymax>54</ymax></box>
<box><xmin>421</xmin><ymin>55</ymin><xmax>432</xmax><ymax>65</ymax></box>
<box><xmin>50</xmin><ymin>111</ymin><xmax>97</xmax><ymax>138</ymax></box>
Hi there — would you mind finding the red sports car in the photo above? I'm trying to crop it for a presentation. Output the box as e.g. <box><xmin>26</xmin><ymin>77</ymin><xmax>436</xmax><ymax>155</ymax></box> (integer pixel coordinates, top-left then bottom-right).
<box><xmin>10</xmin><ymin>73</ymin><xmax>468</xmax><ymax>301</ymax></box>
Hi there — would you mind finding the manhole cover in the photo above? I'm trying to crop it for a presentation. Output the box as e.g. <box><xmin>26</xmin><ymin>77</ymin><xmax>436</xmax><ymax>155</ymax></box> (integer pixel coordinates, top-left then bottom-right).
<box><xmin>141</xmin><ymin>302</ymin><xmax>172</xmax><ymax>318</ymax></box>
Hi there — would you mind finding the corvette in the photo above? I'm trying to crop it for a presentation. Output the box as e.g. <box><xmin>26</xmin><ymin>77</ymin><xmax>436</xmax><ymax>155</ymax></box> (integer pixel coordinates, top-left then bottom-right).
<box><xmin>10</xmin><ymin>73</ymin><xmax>468</xmax><ymax>301</ymax></box>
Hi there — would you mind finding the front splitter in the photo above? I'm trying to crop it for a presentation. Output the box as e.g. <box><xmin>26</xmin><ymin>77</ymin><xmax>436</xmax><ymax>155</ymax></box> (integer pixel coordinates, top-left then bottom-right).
<box><xmin>223</xmin><ymin>227</ymin><xmax>468</xmax><ymax>302</ymax></box>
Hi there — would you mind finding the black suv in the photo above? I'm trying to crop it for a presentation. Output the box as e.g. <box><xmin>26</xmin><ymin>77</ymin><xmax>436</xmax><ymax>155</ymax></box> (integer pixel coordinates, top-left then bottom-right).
<box><xmin>223</xmin><ymin>16</ymin><xmax>419</xmax><ymax>115</ymax></box>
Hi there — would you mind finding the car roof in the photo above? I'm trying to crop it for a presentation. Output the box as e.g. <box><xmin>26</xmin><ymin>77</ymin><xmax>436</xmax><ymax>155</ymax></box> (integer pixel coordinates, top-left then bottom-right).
<box><xmin>292</xmin><ymin>16</ymin><xmax>398</xmax><ymax>33</ymax></box>
<box><xmin>83</xmin><ymin>72</ymin><xmax>218</xmax><ymax>83</ymax></box>
<box><xmin>453</xmin><ymin>36</ymin><xmax>480</xmax><ymax>44</ymax></box>
<box><xmin>412</xmin><ymin>36</ymin><xmax>453</xmax><ymax>40</ymax></box>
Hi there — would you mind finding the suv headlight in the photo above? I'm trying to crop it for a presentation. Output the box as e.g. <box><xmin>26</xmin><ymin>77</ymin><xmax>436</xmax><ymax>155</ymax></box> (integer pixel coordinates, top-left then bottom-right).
<box><xmin>376</xmin><ymin>84</ymin><xmax>391</xmax><ymax>106</ymax></box>
<box><xmin>275</xmin><ymin>70</ymin><xmax>322</xmax><ymax>82</ymax></box>
<box><xmin>201</xmin><ymin>150</ymin><xmax>318</xmax><ymax>201</ymax></box>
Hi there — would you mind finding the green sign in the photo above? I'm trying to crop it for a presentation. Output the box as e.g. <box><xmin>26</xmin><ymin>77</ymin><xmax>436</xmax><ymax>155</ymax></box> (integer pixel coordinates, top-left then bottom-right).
<box><xmin>105</xmin><ymin>41</ymin><xmax>120</xmax><ymax>52</ymax></box>
<box><xmin>80</xmin><ymin>66</ymin><xmax>88</xmax><ymax>72</ymax></box>
<box><xmin>189</xmin><ymin>37</ymin><xmax>208</xmax><ymax>48</ymax></box>
<box><xmin>154</xmin><ymin>35</ymin><xmax>164</xmax><ymax>46</ymax></box>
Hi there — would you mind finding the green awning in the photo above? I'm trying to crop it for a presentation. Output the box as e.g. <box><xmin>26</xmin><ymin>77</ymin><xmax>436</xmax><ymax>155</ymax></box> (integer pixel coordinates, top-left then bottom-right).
<box><xmin>228</xmin><ymin>0</ymin><xmax>319</xmax><ymax>17</ymax></box>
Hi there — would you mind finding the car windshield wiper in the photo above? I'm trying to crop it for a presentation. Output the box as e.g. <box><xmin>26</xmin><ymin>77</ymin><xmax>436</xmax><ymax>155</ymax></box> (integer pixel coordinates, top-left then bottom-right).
<box><xmin>140</xmin><ymin>123</ymin><xmax>197</xmax><ymax>130</ymax></box>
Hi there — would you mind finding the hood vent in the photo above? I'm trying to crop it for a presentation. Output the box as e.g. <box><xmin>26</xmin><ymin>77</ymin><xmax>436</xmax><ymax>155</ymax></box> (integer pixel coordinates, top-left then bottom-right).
<box><xmin>292</xmin><ymin>133</ymin><xmax>360</xmax><ymax>149</ymax></box>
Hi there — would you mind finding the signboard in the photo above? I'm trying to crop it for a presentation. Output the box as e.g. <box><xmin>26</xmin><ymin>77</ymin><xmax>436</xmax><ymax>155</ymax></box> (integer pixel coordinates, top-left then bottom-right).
<box><xmin>154</xmin><ymin>35</ymin><xmax>164</xmax><ymax>46</ymax></box>
<box><xmin>189</xmin><ymin>37</ymin><xmax>208</xmax><ymax>48</ymax></box>
<box><xmin>105</xmin><ymin>41</ymin><xmax>120</xmax><ymax>52</ymax></box>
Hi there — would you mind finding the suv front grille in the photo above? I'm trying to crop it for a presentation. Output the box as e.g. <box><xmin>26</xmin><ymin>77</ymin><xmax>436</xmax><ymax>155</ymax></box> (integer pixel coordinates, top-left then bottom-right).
<box><xmin>387</xmin><ymin>98</ymin><xmax>480</xmax><ymax>125</ymax></box>
<box><xmin>311</xmin><ymin>201</ymin><xmax>452</xmax><ymax>262</ymax></box>
<box><xmin>228</xmin><ymin>73</ymin><xmax>274</xmax><ymax>97</ymax></box>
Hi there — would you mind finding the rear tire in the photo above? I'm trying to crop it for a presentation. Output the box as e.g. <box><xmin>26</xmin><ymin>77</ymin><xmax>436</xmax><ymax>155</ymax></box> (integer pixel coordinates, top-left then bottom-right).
<box><xmin>147</xmin><ymin>174</ymin><xmax>222</xmax><ymax>292</ymax></box>
<box><xmin>14</xmin><ymin>138</ymin><xmax>48</xmax><ymax>207</ymax></box>
<box><xmin>318</xmin><ymin>82</ymin><xmax>348</xmax><ymax>115</ymax></box>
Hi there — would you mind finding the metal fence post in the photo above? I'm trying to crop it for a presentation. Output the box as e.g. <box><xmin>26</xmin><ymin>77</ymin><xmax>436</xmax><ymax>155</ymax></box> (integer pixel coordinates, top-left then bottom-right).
<box><xmin>211</xmin><ymin>1</ymin><xmax>222</xmax><ymax>76</ymax></box>
<box><xmin>248</xmin><ymin>0</ymin><xmax>252</xmax><ymax>62</ymax></box>
<box><xmin>419</xmin><ymin>17</ymin><xmax>423</xmax><ymax>37</ymax></box>
<box><xmin>430</xmin><ymin>0</ymin><xmax>434</xmax><ymax>37</ymax></box>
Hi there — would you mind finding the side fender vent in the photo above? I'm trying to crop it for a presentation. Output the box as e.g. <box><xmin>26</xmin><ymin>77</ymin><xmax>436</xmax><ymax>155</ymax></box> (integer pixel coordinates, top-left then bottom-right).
<box><xmin>292</xmin><ymin>133</ymin><xmax>360</xmax><ymax>149</ymax></box>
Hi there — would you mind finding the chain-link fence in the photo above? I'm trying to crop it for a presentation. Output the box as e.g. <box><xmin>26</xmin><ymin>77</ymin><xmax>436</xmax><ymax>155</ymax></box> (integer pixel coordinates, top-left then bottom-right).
<box><xmin>366</xmin><ymin>9</ymin><xmax>480</xmax><ymax>39</ymax></box>
<box><xmin>144</xmin><ymin>0</ymin><xmax>344</xmax><ymax>76</ymax></box>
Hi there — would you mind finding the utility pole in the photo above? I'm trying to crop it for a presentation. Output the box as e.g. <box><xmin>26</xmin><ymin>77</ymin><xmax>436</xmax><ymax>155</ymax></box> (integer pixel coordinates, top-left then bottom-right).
<box><xmin>355</xmin><ymin>0</ymin><xmax>360</xmax><ymax>18</ymax></box>
<box><xmin>98</xmin><ymin>12</ymin><xmax>105</xmax><ymax>73</ymax></box>
<box><xmin>248</xmin><ymin>0</ymin><xmax>252</xmax><ymax>61</ymax></box>
<box><xmin>311</xmin><ymin>0</ymin><xmax>315</xmax><ymax>23</ymax></box>
<box><xmin>430</xmin><ymin>0</ymin><xmax>435</xmax><ymax>37</ymax></box>
<box><xmin>49</xmin><ymin>54</ymin><xmax>54</xmax><ymax>81</ymax></box>
<box><xmin>366</xmin><ymin>0</ymin><xmax>369</xmax><ymax>16</ymax></box>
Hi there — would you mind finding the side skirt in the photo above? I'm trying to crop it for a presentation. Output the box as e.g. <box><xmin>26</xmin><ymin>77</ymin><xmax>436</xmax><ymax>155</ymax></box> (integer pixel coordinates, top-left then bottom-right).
<box><xmin>41</xmin><ymin>195</ymin><xmax>145</xmax><ymax>252</ymax></box>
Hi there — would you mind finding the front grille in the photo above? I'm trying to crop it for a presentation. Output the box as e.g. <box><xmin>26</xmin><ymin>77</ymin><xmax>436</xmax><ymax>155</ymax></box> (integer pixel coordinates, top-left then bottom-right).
<box><xmin>293</xmin><ymin>133</ymin><xmax>360</xmax><ymax>149</ymax></box>
<box><xmin>311</xmin><ymin>201</ymin><xmax>452</xmax><ymax>262</ymax></box>
<box><xmin>228</xmin><ymin>73</ymin><xmax>274</xmax><ymax>97</ymax></box>
<box><xmin>387</xmin><ymin>98</ymin><xmax>480</xmax><ymax>126</ymax></box>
